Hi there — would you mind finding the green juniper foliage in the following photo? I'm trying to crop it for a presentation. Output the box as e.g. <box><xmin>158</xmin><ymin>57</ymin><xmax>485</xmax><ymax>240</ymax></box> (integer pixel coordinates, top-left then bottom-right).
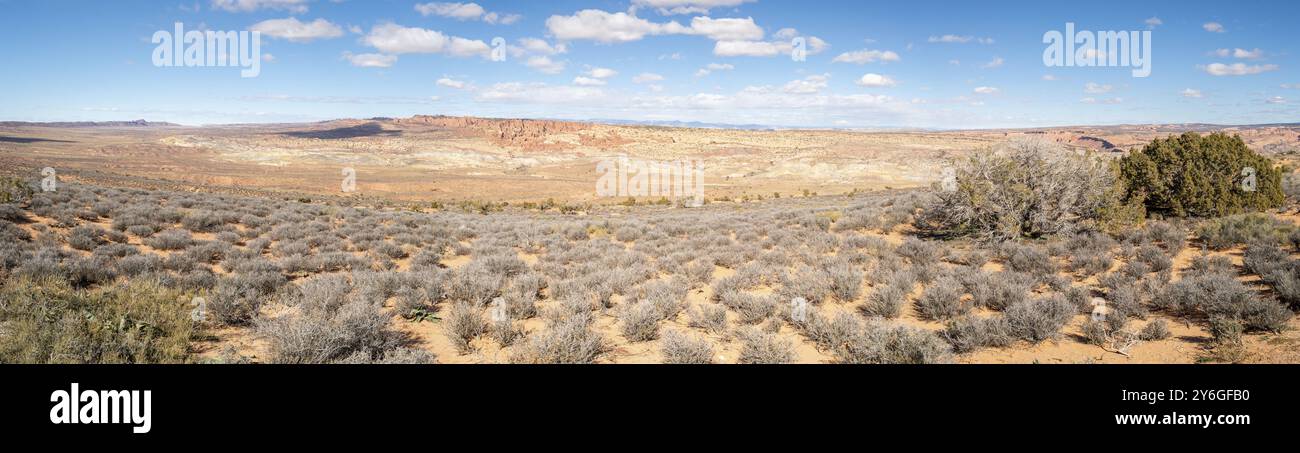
<box><xmin>1119</xmin><ymin>132</ymin><xmax>1283</xmax><ymax>218</ymax></box>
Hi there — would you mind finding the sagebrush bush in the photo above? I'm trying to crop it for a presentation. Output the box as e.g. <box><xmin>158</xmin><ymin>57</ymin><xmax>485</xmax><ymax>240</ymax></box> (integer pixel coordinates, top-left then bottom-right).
<box><xmin>447</xmin><ymin>304</ymin><xmax>488</xmax><ymax>354</ymax></box>
<box><xmin>825</xmin><ymin>259</ymin><xmax>864</xmax><ymax>302</ymax></box>
<box><xmin>1004</xmin><ymin>243</ymin><xmax>1055</xmax><ymax>276</ymax></box>
<box><xmin>735</xmin><ymin>327</ymin><xmax>796</xmax><ymax>364</ymax></box>
<box><xmin>1140</xmin><ymin>319</ymin><xmax>1171</xmax><ymax>341</ymax></box>
<box><xmin>258</xmin><ymin>298</ymin><xmax>406</xmax><ymax>364</ymax></box>
<box><xmin>861</xmin><ymin>284</ymin><xmax>906</xmax><ymax>318</ymax></box>
<box><xmin>687</xmin><ymin>304</ymin><xmax>728</xmax><ymax>333</ymax></box>
<box><xmin>509</xmin><ymin>314</ymin><xmax>607</xmax><ymax>364</ymax></box>
<box><xmin>1120</xmin><ymin>132</ymin><xmax>1283</xmax><ymax>218</ymax></box>
<box><xmin>1197</xmin><ymin>214</ymin><xmax>1294</xmax><ymax>250</ymax></box>
<box><xmin>1004</xmin><ymin>295</ymin><xmax>1075</xmax><ymax>343</ymax></box>
<box><xmin>618</xmin><ymin>301</ymin><xmax>662</xmax><ymax>342</ymax></box>
<box><xmin>832</xmin><ymin>318</ymin><xmax>953</xmax><ymax>364</ymax></box>
<box><xmin>915</xmin><ymin>276</ymin><xmax>968</xmax><ymax>321</ymax></box>
<box><xmin>969</xmin><ymin>272</ymin><xmax>1031</xmax><ymax>311</ymax></box>
<box><xmin>778</xmin><ymin>264</ymin><xmax>833</xmax><ymax>305</ymax></box>
<box><xmin>144</xmin><ymin>229</ymin><xmax>194</xmax><ymax>251</ymax></box>
<box><xmin>0</xmin><ymin>276</ymin><xmax>192</xmax><ymax>363</ymax></box>
<box><xmin>659</xmin><ymin>330</ymin><xmax>714</xmax><ymax>364</ymax></box>
<box><xmin>941</xmin><ymin>316</ymin><xmax>1013</xmax><ymax>353</ymax></box>
<box><xmin>917</xmin><ymin>137</ymin><xmax>1131</xmax><ymax>241</ymax></box>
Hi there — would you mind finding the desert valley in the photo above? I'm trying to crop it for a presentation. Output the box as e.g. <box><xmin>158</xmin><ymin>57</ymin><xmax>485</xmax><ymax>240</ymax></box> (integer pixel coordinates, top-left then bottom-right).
<box><xmin>3</xmin><ymin>117</ymin><xmax>1300</xmax><ymax>364</ymax></box>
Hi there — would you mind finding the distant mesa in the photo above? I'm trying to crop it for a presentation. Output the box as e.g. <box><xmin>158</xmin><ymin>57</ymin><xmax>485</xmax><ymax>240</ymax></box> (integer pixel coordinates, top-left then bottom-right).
<box><xmin>0</xmin><ymin>119</ymin><xmax>176</xmax><ymax>128</ymax></box>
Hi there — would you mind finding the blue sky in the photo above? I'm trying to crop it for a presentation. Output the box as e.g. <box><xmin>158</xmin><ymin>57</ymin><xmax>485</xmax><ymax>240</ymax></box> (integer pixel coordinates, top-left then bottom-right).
<box><xmin>0</xmin><ymin>0</ymin><xmax>1296</xmax><ymax>128</ymax></box>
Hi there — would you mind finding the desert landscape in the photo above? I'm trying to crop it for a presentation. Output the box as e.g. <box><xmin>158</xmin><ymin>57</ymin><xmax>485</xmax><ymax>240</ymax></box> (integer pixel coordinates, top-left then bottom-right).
<box><xmin>3</xmin><ymin>117</ymin><xmax>1299</xmax><ymax>364</ymax></box>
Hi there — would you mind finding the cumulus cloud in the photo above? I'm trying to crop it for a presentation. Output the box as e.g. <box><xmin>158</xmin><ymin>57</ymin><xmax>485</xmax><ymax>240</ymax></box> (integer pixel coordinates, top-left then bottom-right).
<box><xmin>1084</xmin><ymin>82</ymin><xmax>1113</xmax><ymax>94</ymax></box>
<box><xmin>343</xmin><ymin>52</ymin><xmax>397</xmax><ymax>68</ymax></box>
<box><xmin>928</xmin><ymin>34</ymin><xmax>994</xmax><ymax>44</ymax></box>
<box><xmin>1203</xmin><ymin>22</ymin><xmax>1225</xmax><ymax>33</ymax></box>
<box><xmin>713</xmin><ymin>29</ymin><xmax>827</xmax><ymax>58</ymax></box>
<box><xmin>1180</xmin><ymin>88</ymin><xmax>1203</xmax><ymax>98</ymax></box>
<box><xmin>981</xmin><ymin>57</ymin><xmax>1004</xmax><ymax>69</ymax></box>
<box><xmin>633</xmin><ymin>73</ymin><xmax>665</xmax><ymax>84</ymax></box>
<box><xmin>414</xmin><ymin>2</ymin><xmax>522</xmax><ymax>25</ymax></box>
<box><xmin>973</xmin><ymin>86</ymin><xmax>999</xmax><ymax>95</ymax></box>
<box><xmin>856</xmin><ymin>73</ymin><xmax>897</xmax><ymax>87</ymax></box>
<box><xmin>437</xmin><ymin>77</ymin><xmax>469</xmax><ymax>89</ymax></box>
<box><xmin>546</xmin><ymin>10</ymin><xmax>673</xmax><ymax>43</ymax></box>
<box><xmin>585</xmin><ymin>67</ymin><xmax>618</xmax><ymax>79</ymax></box>
<box><xmin>544</xmin><ymin>9</ymin><xmax>766</xmax><ymax>44</ymax></box>
<box><xmin>1212</xmin><ymin>48</ymin><xmax>1264</xmax><ymax>59</ymax></box>
<box><xmin>832</xmin><ymin>49</ymin><xmax>900</xmax><ymax>64</ymax></box>
<box><xmin>1266</xmin><ymin>96</ymin><xmax>1286</xmax><ymax>104</ymax></box>
<box><xmin>512</xmin><ymin>38</ymin><xmax>567</xmax><ymax>56</ymax></box>
<box><xmin>525</xmin><ymin>56</ymin><xmax>566</xmax><ymax>74</ymax></box>
<box><xmin>632</xmin><ymin>0</ymin><xmax>756</xmax><ymax>15</ymax></box>
<box><xmin>211</xmin><ymin>0</ymin><xmax>308</xmax><ymax>13</ymax></box>
<box><xmin>783</xmin><ymin>74</ymin><xmax>830</xmax><ymax>94</ymax></box>
<box><xmin>695</xmin><ymin>63</ymin><xmax>734</xmax><ymax>77</ymax></box>
<box><xmin>250</xmin><ymin>18</ymin><xmax>343</xmax><ymax>42</ymax></box>
<box><xmin>361</xmin><ymin>23</ymin><xmax>490</xmax><ymax>58</ymax></box>
<box><xmin>573</xmin><ymin>76</ymin><xmax>607</xmax><ymax>86</ymax></box>
<box><xmin>1201</xmin><ymin>62</ymin><xmax>1279</xmax><ymax>76</ymax></box>
<box><xmin>1145</xmin><ymin>17</ymin><xmax>1163</xmax><ymax>29</ymax></box>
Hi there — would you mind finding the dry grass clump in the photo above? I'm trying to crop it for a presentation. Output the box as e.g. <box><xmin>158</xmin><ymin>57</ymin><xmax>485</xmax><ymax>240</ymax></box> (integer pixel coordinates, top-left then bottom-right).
<box><xmin>659</xmin><ymin>330</ymin><xmax>715</xmax><ymax>364</ymax></box>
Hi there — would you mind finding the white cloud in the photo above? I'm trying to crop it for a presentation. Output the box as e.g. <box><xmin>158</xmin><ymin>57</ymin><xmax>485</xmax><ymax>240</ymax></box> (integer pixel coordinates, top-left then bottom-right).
<box><xmin>687</xmin><ymin>16</ymin><xmax>764</xmax><ymax>41</ymax></box>
<box><xmin>586</xmin><ymin>67</ymin><xmax>618</xmax><ymax>79</ymax></box>
<box><xmin>261</xmin><ymin>53</ymin><xmax>275</xmax><ymax>62</ymax></box>
<box><xmin>783</xmin><ymin>74</ymin><xmax>830</xmax><ymax>94</ymax></box>
<box><xmin>713</xmin><ymin>29</ymin><xmax>827</xmax><ymax>58</ymax></box>
<box><xmin>856</xmin><ymin>73</ymin><xmax>897</xmax><ymax>87</ymax></box>
<box><xmin>344</xmin><ymin>52</ymin><xmax>397</xmax><ymax>68</ymax></box>
<box><xmin>1180</xmin><ymin>88</ymin><xmax>1203</xmax><ymax>98</ymax></box>
<box><xmin>695</xmin><ymin>63</ymin><xmax>734</xmax><ymax>77</ymax></box>
<box><xmin>415</xmin><ymin>2</ymin><xmax>521</xmax><ymax>24</ymax></box>
<box><xmin>361</xmin><ymin>23</ymin><xmax>490</xmax><ymax>58</ymax></box>
<box><xmin>713</xmin><ymin>40</ymin><xmax>779</xmax><ymax>57</ymax></box>
<box><xmin>633</xmin><ymin>73</ymin><xmax>665</xmax><ymax>84</ymax></box>
<box><xmin>250</xmin><ymin>18</ymin><xmax>343</xmax><ymax>42</ymax></box>
<box><xmin>415</xmin><ymin>2</ymin><xmax>484</xmax><ymax>20</ymax></box>
<box><xmin>437</xmin><ymin>77</ymin><xmax>469</xmax><ymax>89</ymax></box>
<box><xmin>1203</xmin><ymin>22</ymin><xmax>1225</xmax><ymax>33</ymax></box>
<box><xmin>544</xmin><ymin>9</ymin><xmax>766</xmax><ymax>44</ymax></box>
<box><xmin>1202</xmin><ymin>63</ymin><xmax>1279</xmax><ymax>76</ymax></box>
<box><xmin>1145</xmin><ymin>17</ymin><xmax>1163</xmax><ymax>29</ymax></box>
<box><xmin>1042</xmin><ymin>74</ymin><xmax>1057</xmax><ymax>81</ymax></box>
<box><xmin>211</xmin><ymin>0</ymin><xmax>308</xmax><ymax>13</ymax></box>
<box><xmin>832</xmin><ymin>49</ymin><xmax>900</xmax><ymax>64</ymax></box>
<box><xmin>973</xmin><ymin>86</ymin><xmax>999</xmax><ymax>95</ymax></box>
<box><xmin>545</xmin><ymin>10</ymin><xmax>674</xmax><ymax>43</ymax></box>
<box><xmin>1235</xmin><ymin>48</ymin><xmax>1263</xmax><ymax>59</ymax></box>
<box><xmin>573</xmin><ymin>76</ymin><xmax>607</xmax><ymax>86</ymax></box>
<box><xmin>981</xmin><ymin>57</ymin><xmax>1004</xmax><ymax>69</ymax></box>
<box><xmin>1084</xmin><ymin>82</ymin><xmax>1113</xmax><ymax>94</ymax></box>
<box><xmin>513</xmin><ymin>38</ymin><xmax>567</xmax><ymax>56</ymax></box>
<box><xmin>525</xmin><ymin>56</ymin><xmax>566</xmax><ymax>74</ymax></box>
<box><xmin>1266</xmin><ymin>96</ymin><xmax>1286</xmax><ymax>104</ymax></box>
<box><xmin>632</xmin><ymin>0</ymin><xmax>756</xmax><ymax>15</ymax></box>
<box><xmin>929</xmin><ymin>34</ymin><xmax>972</xmax><ymax>43</ymax></box>
<box><xmin>1079</xmin><ymin>97</ymin><xmax>1123</xmax><ymax>104</ymax></box>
